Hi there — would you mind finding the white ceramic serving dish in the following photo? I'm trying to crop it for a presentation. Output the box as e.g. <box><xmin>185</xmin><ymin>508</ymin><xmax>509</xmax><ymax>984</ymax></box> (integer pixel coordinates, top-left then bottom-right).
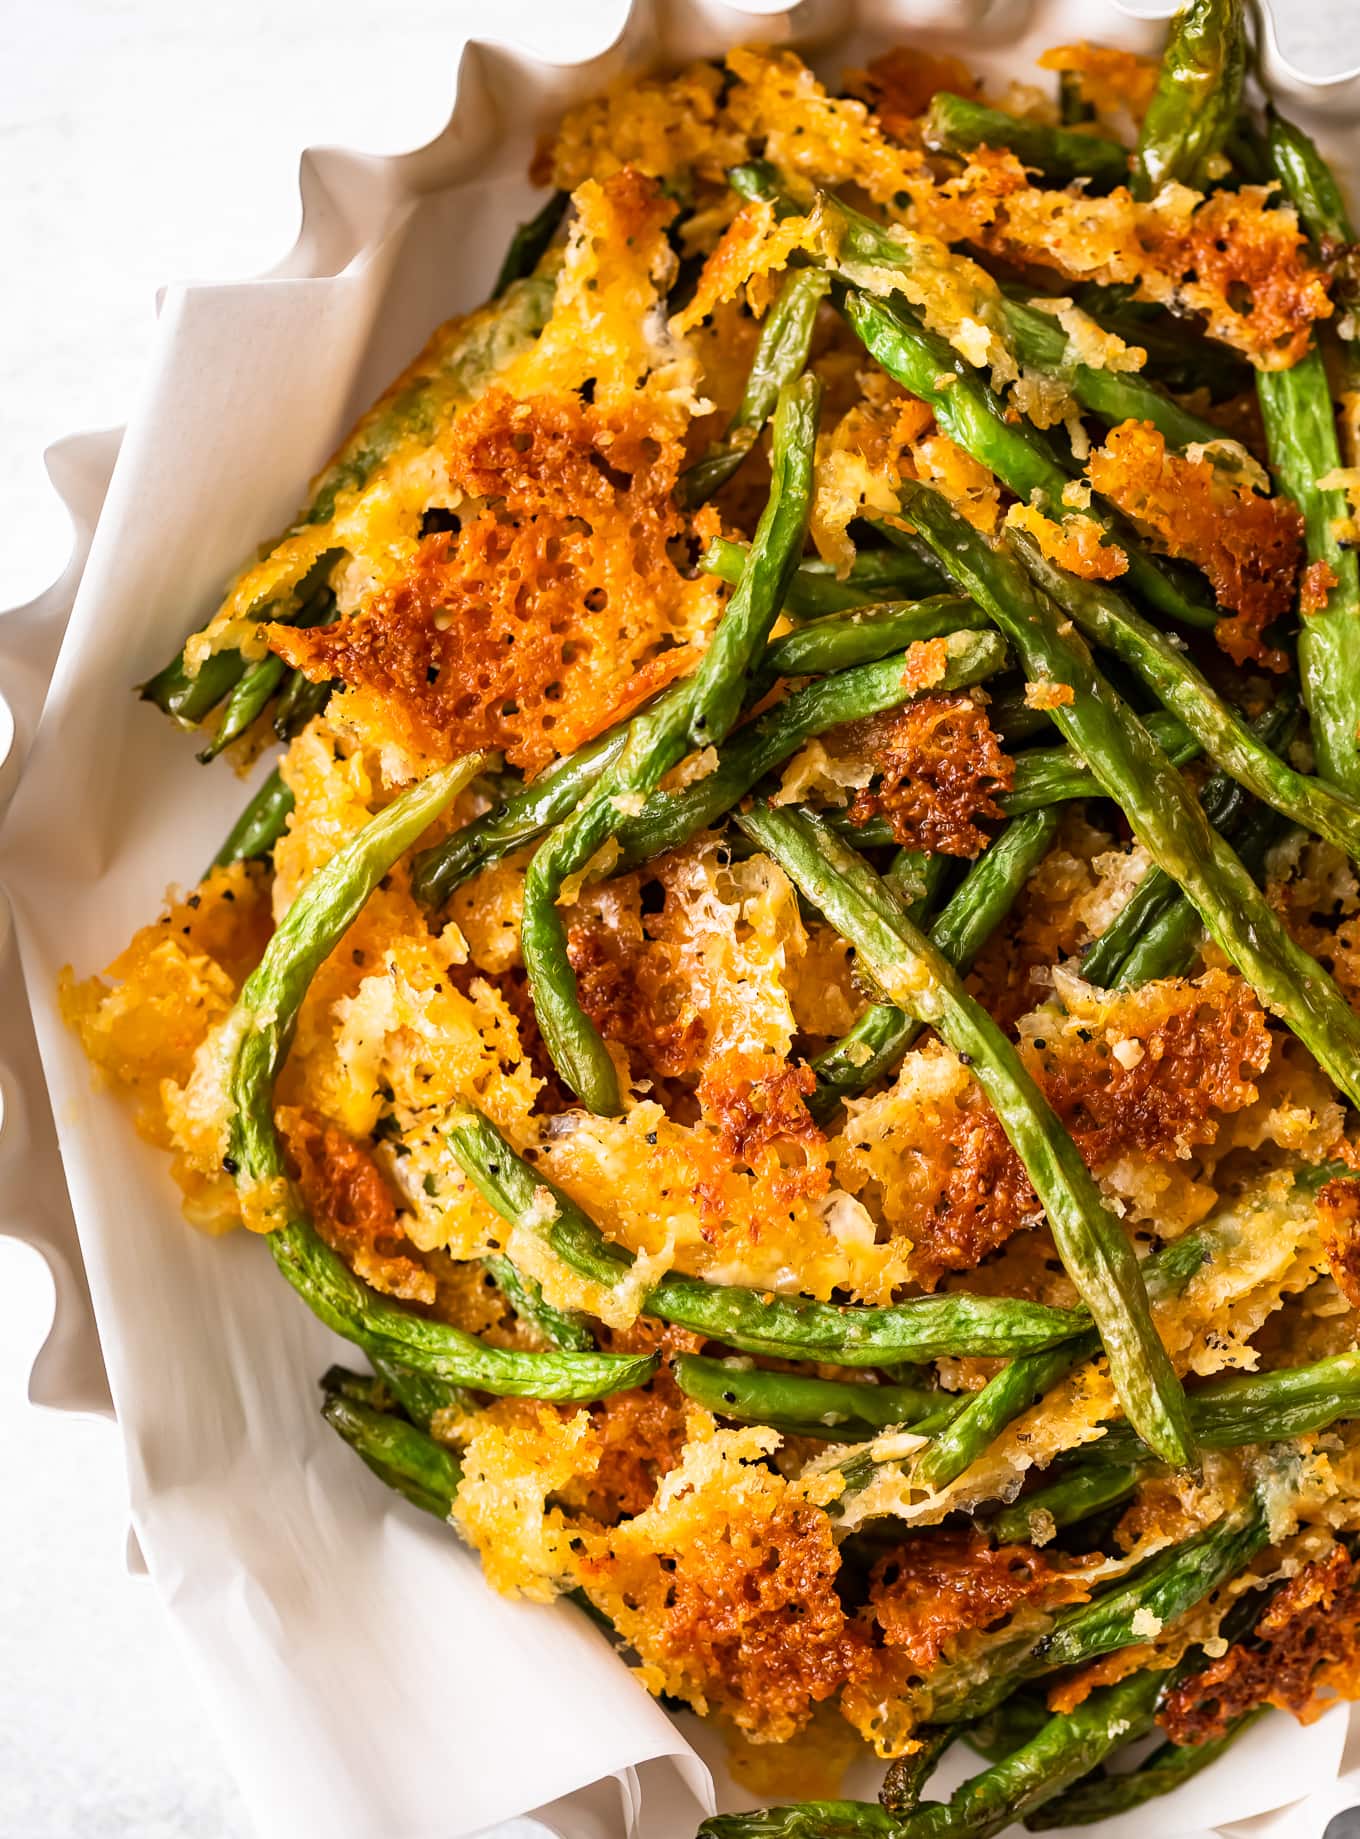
<box><xmin>4</xmin><ymin>4</ymin><xmax>1360</xmax><ymax>1835</ymax></box>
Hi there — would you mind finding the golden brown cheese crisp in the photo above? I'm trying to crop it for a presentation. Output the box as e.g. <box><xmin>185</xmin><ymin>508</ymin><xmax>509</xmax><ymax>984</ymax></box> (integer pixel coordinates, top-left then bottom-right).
<box><xmin>847</xmin><ymin>692</ymin><xmax>1014</xmax><ymax>857</ymax></box>
<box><xmin>1159</xmin><ymin>1544</ymin><xmax>1360</xmax><ymax>1743</ymax></box>
<box><xmin>838</xmin><ymin>969</ymin><xmax>1272</xmax><ymax>1286</ymax></box>
<box><xmin>272</xmin><ymin>389</ymin><xmax>724</xmax><ymax>777</ymax></box>
<box><xmin>1036</xmin><ymin>43</ymin><xmax>1159</xmax><ymax>126</ymax></box>
<box><xmin>1318</xmin><ymin>1177</ymin><xmax>1360</xmax><ymax>1308</ymax></box>
<box><xmin>1005</xmin><ymin>501</ymin><xmax>1129</xmax><ymax>581</ymax></box>
<box><xmin>697</xmin><ymin>1048</ymin><xmax>830</xmax><ymax>1217</ymax></box>
<box><xmin>842</xmin><ymin>48</ymin><xmax>980</xmax><ymax>140</ymax></box>
<box><xmin>278</xmin><ymin>1107</ymin><xmax>435</xmax><ymax>1303</ymax></box>
<box><xmin>1085</xmin><ymin>420</ymin><xmax>1304</xmax><ymax>668</ymax></box>
<box><xmin>1023</xmin><ymin>966</ymin><xmax>1274</xmax><ymax>1165</ymax></box>
<box><xmin>1301</xmin><ymin>558</ymin><xmax>1342</xmax><ymax>616</ymax></box>
<box><xmin>864</xmin><ymin>1530</ymin><xmax>1096</xmax><ymax>1676</ymax></box>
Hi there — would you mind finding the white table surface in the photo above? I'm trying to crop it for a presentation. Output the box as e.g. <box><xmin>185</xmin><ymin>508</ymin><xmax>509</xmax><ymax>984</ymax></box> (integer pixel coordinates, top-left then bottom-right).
<box><xmin>0</xmin><ymin>2</ymin><xmax>1352</xmax><ymax>1835</ymax></box>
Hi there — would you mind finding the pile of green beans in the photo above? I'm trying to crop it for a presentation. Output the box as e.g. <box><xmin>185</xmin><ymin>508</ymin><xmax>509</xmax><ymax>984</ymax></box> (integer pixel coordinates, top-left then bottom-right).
<box><xmin>131</xmin><ymin>2</ymin><xmax>1360</xmax><ymax>1827</ymax></box>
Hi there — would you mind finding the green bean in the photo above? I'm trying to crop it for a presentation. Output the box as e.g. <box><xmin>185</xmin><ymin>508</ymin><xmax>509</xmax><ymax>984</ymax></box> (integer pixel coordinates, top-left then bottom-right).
<box><xmin>492</xmin><ymin>191</ymin><xmax>570</xmax><ymax>297</ymax></box>
<box><xmin>521</xmin><ymin>377</ymin><xmax>820</xmax><ymax>1112</ymax></box>
<box><xmin>901</xmin><ymin>480</ymin><xmax>1360</xmax><ymax>1111</ymax></box>
<box><xmin>964</xmin><ymin>1693</ymin><xmax>1053</xmax><ymax>1763</ymax></box>
<box><xmin>842</xmin><ymin>289</ymin><xmax>1216</xmax><ymax>631</ymax></box>
<box><xmin>214</xmin><ymin>755</ymin><xmax>655</xmax><ymax>1403</ymax></box>
<box><xmin>914</xmin><ymin>1233</ymin><xmax>1208</xmax><ymax>1494</ymax></box>
<box><xmin>321</xmin><ymin>1389</ymin><xmax>462</xmax><ymax>1518</ymax></box>
<box><xmin>197</xmin><ymin>655</ymin><xmax>287</xmax><ymax>762</ymax></box>
<box><xmin>140</xmin><ymin>644</ymin><xmax>248</xmax><ymax>729</ymax></box>
<box><xmin>612</xmin><ymin>632</ymin><xmax>1007</xmax><ymax>874</ymax></box>
<box><xmin>320</xmin><ymin>1364</ymin><xmax>392</xmax><ymax>1410</ymax></box>
<box><xmin>1080</xmin><ymin>696</ymin><xmax>1298</xmax><ymax>990</ymax></box>
<box><xmin>483</xmin><ymin>1253</ymin><xmax>595</xmax><ymax>1353</ymax></box>
<box><xmin>923</xmin><ymin>93</ymin><xmax>1129</xmax><ymax>190</ymax></box>
<box><xmin>1257</xmin><ymin>352</ymin><xmax>1360</xmax><ymax>798</ymax></box>
<box><xmin>701</xmin><ymin>1805</ymin><xmax>900</xmax><ymax>1838</ymax></box>
<box><xmin>1006</xmin><ymin>711</ymin><xmax>1197</xmax><ymax>812</ymax></box>
<box><xmin>701</xmin><ymin>536</ymin><xmax>946</xmax><ymax>614</ymax></box>
<box><xmin>210</xmin><ymin>766</ymin><xmax>295</xmax><ymax>871</ymax></box>
<box><xmin>809</xmin><ymin>809</ymin><xmax>1062</xmax><ymax>1121</ymax></box>
<box><xmin>735</xmin><ymin>801</ymin><xmax>1195</xmax><ymax>1469</ymax></box>
<box><xmin>1034</xmin><ymin>1502</ymin><xmax>1267</xmax><ymax>1671</ymax></box>
<box><xmin>887</xmin><ymin>849</ymin><xmax>951</xmax><ymax>924</ymax></box>
<box><xmin>368</xmin><ymin>1355</ymin><xmax>467</xmax><ymax>1430</ymax></box>
<box><xmin>990</xmin><ymin>1463</ymin><xmax>1143</xmax><ymax>1547</ymax></box>
<box><xmin>700</xmin><ymin>1671</ymin><xmax>1166</xmax><ymax>1839</ymax></box>
<box><xmin>411</xmin><ymin>720</ymin><xmax>638</xmax><ymax>910</ymax></box>
<box><xmin>680</xmin><ymin>269</ymin><xmax>829</xmax><ymax>505</ymax></box>
<box><xmin>729</xmin><ymin>162</ymin><xmax>1230</xmax><ymax>459</ymax></box>
<box><xmin>446</xmin><ymin>1108</ymin><xmax>1088</xmax><ymax>1364</ymax></box>
<box><xmin>759</xmin><ymin>595</ymin><xmax>986</xmax><ymax>680</ymax></box>
<box><xmin>916</xmin><ymin>1669</ymin><xmax>1166</xmax><ymax>1836</ymax></box>
<box><xmin>1267</xmin><ymin>109</ymin><xmax>1358</xmax><ymax>261</ymax></box>
<box><xmin>1132</xmin><ymin>0</ymin><xmax>1247</xmax><ymax>200</ymax></box>
<box><xmin>197</xmin><ymin>586</ymin><xmax>337</xmax><ymax>760</ymax></box>
<box><xmin>1091</xmin><ymin>1350</ymin><xmax>1360</xmax><ymax>1465</ymax></box>
<box><xmin>224</xmin><ymin>759</ymin><xmax>484</xmax><ymax>1187</ymax></box>
<box><xmin>881</xmin><ymin>1728</ymin><xmax>960</xmax><ymax>1816</ymax></box>
<box><xmin>272</xmin><ymin>667</ymin><xmax>335</xmax><ymax>740</ymax></box>
<box><xmin>673</xmin><ymin>1354</ymin><xmax>940</xmax><ymax>1440</ymax></box>
<box><xmin>319</xmin><ymin>1360</ymin><xmax>465</xmax><ymax>1449</ymax></box>
<box><xmin>924</xmin><ymin>1503</ymin><xmax>1265</xmax><ymax>1727</ymax></box>
<box><xmin>999</xmin><ymin>295</ymin><xmax>1229</xmax><ymax>451</ymax></box>
<box><xmin>266</xmin><ymin>1188</ymin><xmax>655</xmax><ymax>1403</ymax></box>
<box><xmin>1261</xmin><ymin>117</ymin><xmax>1360</xmax><ymax>782</ymax></box>
<box><xmin>1024</xmin><ymin>1706</ymin><xmax>1267</xmax><ymax>1827</ymax></box>
<box><xmin>1114</xmin><ymin>806</ymin><xmax>1294</xmax><ymax>987</ymax></box>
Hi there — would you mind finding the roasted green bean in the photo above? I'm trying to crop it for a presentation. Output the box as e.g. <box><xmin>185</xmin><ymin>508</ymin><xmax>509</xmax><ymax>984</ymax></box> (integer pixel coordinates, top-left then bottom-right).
<box><xmin>735</xmin><ymin>801</ymin><xmax>1195</xmax><ymax>1468</ymax></box>
<box><xmin>446</xmin><ymin>1108</ymin><xmax>1088</xmax><ymax>1364</ymax></box>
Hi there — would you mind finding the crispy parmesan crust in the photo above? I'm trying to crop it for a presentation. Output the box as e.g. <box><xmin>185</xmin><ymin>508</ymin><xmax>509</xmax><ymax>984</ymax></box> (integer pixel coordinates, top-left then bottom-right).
<box><xmin>1006</xmin><ymin>502</ymin><xmax>1128</xmax><ymax>582</ymax></box>
<box><xmin>1301</xmin><ymin>558</ymin><xmax>1341</xmax><ymax>616</ymax></box>
<box><xmin>697</xmin><ymin>1050</ymin><xmax>830</xmax><ymax>1214</ymax></box>
<box><xmin>1159</xmin><ymin>1544</ymin><xmax>1360</xmax><ymax>1743</ymax></box>
<box><xmin>1318</xmin><ymin>1178</ymin><xmax>1360</xmax><ymax>1308</ymax></box>
<box><xmin>811</xmin><ymin>382</ymin><xmax>1001</xmax><ymax>572</ymax></box>
<box><xmin>834</xmin><ymin>1041</ymin><xmax>1046</xmax><ymax>1287</ymax></box>
<box><xmin>956</xmin><ymin>174</ymin><xmax>1332</xmax><ymax>372</ymax></box>
<box><xmin>1036</xmin><ymin>43</ymin><xmax>1159</xmax><ymax>126</ymax></box>
<box><xmin>838</xmin><ymin>969</ymin><xmax>1271</xmax><ymax>1284</ymax></box>
<box><xmin>278</xmin><ymin>1107</ymin><xmax>435</xmax><ymax>1303</ymax></box>
<box><xmin>566</xmin><ymin>1319</ymin><xmax>702</xmax><ymax>1522</ymax></box>
<box><xmin>1086</xmin><ymin>420</ymin><xmax>1304</xmax><ymax>668</ymax></box>
<box><xmin>272</xmin><ymin>389</ymin><xmax>723</xmax><ymax>776</ymax></box>
<box><xmin>847</xmin><ymin>693</ymin><xmax>1014</xmax><ymax>857</ymax></box>
<box><xmin>864</xmin><ymin>1531</ymin><xmax>1096</xmax><ymax>1675</ymax></box>
<box><xmin>1023</xmin><ymin>967</ymin><xmax>1273</xmax><ymax>1165</ymax></box>
<box><xmin>567</xmin><ymin>899</ymin><xmax>708</xmax><ymax>1084</ymax></box>
<box><xmin>542</xmin><ymin>48</ymin><xmax>1331</xmax><ymax>374</ymax></box>
<box><xmin>842</xmin><ymin>49</ymin><xmax>979</xmax><ymax>142</ymax></box>
<box><xmin>577</xmin><ymin>1423</ymin><xmax>868</xmax><ymax>1742</ymax></box>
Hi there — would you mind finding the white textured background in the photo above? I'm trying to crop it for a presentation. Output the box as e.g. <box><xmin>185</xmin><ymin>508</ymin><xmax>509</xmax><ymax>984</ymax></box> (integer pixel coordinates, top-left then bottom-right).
<box><xmin>0</xmin><ymin>3</ymin><xmax>1351</xmax><ymax>1834</ymax></box>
